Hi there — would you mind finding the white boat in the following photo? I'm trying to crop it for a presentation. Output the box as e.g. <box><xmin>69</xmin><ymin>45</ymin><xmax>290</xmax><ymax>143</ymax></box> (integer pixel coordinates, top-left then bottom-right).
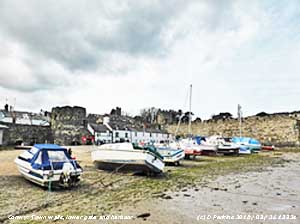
<box><xmin>156</xmin><ymin>146</ymin><xmax>185</xmax><ymax>165</ymax></box>
<box><xmin>205</xmin><ymin>136</ymin><xmax>240</xmax><ymax>155</ymax></box>
<box><xmin>175</xmin><ymin>139</ymin><xmax>203</xmax><ymax>158</ymax></box>
<box><xmin>14</xmin><ymin>144</ymin><xmax>83</xmax><ymax>188</ymax></box>
<box><xmin>91</xmin><ymin>143</ymin><xmax>164</xmax><ymax>174</ymax></box>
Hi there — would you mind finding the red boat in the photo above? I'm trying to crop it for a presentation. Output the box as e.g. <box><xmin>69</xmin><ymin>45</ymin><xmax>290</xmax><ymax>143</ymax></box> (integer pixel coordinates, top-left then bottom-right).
<box><xmin>262</xmin><ymin>145</ymin><xmax>275</xmax><ymax>151</ymax></box>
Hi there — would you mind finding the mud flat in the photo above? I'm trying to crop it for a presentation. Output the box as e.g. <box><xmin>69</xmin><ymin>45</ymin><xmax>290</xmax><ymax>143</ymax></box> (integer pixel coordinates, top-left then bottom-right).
<box><xmin>0</xmin><ymin>146</ymin><xmax>299</xmax><ymax>224</ymax></box>
<box><xmin>117</xmin><ymin>153</ymin><xmax>300</xmax><ymax>224</ymax></box>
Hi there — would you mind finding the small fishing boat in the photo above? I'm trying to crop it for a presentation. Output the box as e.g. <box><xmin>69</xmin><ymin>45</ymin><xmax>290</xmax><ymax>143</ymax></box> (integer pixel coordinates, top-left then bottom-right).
<box><xmin>205</xmin><ymin>136</ymin><xmax>240</xmax><ymax>155</ymax></box>
<box><xmin>232</xmin><ymin>137</ymin><xmax>262</xmax><ymax>153</ymax></box>
<box><xmin>156</xmin><ymin>146</ymin><xmax>185</xmax><ymax>165</ymax></box>
<box><xmin>91</xmin><ymin>143</ymin><xmax>164</xmax><ymax>174</ymax></box>
<box><xmin>15</xmin><ymin>144</ymin><xmax>83</xmax><ymax>188</ymax></box>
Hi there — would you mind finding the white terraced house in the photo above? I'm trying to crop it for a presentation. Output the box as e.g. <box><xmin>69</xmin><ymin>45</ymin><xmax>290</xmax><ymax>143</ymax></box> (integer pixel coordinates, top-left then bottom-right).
<box><xmin>87</xmin><ymin>116</ymin><xmax>172</xmax><ymax>145</ymax></box>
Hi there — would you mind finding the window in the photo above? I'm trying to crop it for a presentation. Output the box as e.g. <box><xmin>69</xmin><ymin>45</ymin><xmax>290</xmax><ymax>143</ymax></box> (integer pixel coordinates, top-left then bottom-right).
<box><xmin>35</xmin><ymin>152</ymin><xmax>42</xmax><ymax>165</ymax></box>
<box><xmin>135</xmin><ymin>132</ymin><xmax>137</xmax><ymax>137</ymax></box>
<box><xmin>150</xmin><ymin>132</ymin><xmax>152</xmax><ymax>137</ymax></box>
<box><xmin>115</xmin><ymin>132</ymin><xmax>119</xmax><ymax>138</ymax></box>
<box><xmin>48</xmin><ymin>151</ymin><xmax>68</xmax><ymax>162</ymax></box>
<box><xmin>29</xmin><ymin>147</ymin><xmax>39</xmax><ymax>155</ymax></box>
<box><xmin>125</xmin><ymin>133</ymin><xmax>128</xmax><ymax>138</ymax></box>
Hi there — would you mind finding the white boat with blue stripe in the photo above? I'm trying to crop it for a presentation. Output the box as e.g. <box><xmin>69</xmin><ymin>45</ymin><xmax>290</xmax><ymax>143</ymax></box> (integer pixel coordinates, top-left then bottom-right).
<box><xmin>156</xmin><ymin>146</ymin><xmax>185</xmax><ymax>165</ymax></box>
<box><xmin>15</xmin><ymin>144</ymin><xmax>83</xmax><ymax>188</ymax></box>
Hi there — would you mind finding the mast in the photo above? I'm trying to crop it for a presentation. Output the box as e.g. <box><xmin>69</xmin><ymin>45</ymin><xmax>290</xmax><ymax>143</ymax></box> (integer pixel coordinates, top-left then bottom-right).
<box><xmin>238</xmin><ymin>104</ymin><xmax>242</xmax><ymax>138</ymax></box>
<box><xmin>188</xmin><ymin>84</ymin><xmax>192</xmax><ymax>136</ymax></box>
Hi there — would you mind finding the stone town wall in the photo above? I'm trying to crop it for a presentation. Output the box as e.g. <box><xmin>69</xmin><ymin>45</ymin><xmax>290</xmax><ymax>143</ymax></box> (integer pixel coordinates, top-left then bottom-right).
<box><xmin>51</xmin><ymin>106</ymin><xmax>89</xmax><ymax>145</ymax></box>
<box><xmin>0</xmin><ymin>122</ymin><xmax>53</xmax><ymax>146</ymax></box>
<box><xmin>166</xmin><ymin>113</ymin><xmax>300</xmax><ymax>146</ymax></box>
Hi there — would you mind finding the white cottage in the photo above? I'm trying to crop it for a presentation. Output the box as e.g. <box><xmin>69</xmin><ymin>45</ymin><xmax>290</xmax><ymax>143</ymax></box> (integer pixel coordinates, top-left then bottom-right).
<box><xmin>87</xmin><ymin>115</ymin><xmax>172</xmax><ymax>145</ymax></box>
<box><xmin>88</xmin><ymin>123</ymin><xmax>112</xmax><ymax>144</ymax></box>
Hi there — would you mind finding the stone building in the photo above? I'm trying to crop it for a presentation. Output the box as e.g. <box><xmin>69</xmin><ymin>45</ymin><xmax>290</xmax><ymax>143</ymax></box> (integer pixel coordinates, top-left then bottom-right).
<box><xmin>0</xmin><ymin>105</ymin><xmax>53</xmax><ymax>145</ymax></box>
<box><xmin>51</xmin><ymin>106</ymin><xmax>89</xmax><ymax>145</ymax></box>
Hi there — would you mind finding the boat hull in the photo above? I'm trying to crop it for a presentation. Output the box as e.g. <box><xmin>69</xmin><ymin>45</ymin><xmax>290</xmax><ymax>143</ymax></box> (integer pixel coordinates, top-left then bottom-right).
<box><xmin>157</xmin><ymin>148</ymin><xmax>185</xmax><ymax>164</ymax></box>
<box><xmin>262</xmin><ymin>145</ymin><xmax>275</xmax><ymax>151</ymax></box>
<box><xmin>239</xmin><ymin>146</ymin><xmax>251</xmax><ymax>154</ymax></box>
<box><xmin>217</xmin><ymin>145</ymin><xmax>240</xmax><ymax>155</ymax></box>
<box><xmin>15</xmin><ymin>158</ymin><xmax>82</xmax><ymax>187</ymax></box>
<box><xmin>91</xmin><ymin>149</ymin><xmax>164</xmax><ymax>174</ymax></box>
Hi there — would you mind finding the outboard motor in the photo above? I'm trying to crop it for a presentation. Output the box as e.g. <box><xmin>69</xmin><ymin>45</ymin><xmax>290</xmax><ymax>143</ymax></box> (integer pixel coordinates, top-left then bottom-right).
<box><xmin>59</xmin><ymin>162</ymin><xmax>78</xmax><ymax>188</ymax></box>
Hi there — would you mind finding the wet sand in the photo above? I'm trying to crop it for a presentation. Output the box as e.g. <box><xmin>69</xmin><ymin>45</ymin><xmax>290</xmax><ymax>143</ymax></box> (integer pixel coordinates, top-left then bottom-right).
<box><xmin>117</xmin><ymin>153</ymin><xmax>300</xmax><ymax>224</ymax></box>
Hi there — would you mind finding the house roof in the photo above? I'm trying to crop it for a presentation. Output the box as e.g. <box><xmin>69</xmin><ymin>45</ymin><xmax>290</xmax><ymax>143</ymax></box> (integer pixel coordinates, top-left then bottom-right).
<box><xmin>90</xmin><ymin>123</ymin><xmax>110</xmax><ymax>132</ymax></box>
<box><xmin>0</xmin><ymin>109</ymin><xmax>50</xmax><ymax>121</ymax></box>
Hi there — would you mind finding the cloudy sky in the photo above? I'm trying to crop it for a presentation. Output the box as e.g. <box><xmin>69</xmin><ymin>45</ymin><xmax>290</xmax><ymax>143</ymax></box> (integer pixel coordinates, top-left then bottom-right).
<box><xmin>0</xmin><ymin>0</ymin><xmax>299</xmax><ymax>119</ymax></box>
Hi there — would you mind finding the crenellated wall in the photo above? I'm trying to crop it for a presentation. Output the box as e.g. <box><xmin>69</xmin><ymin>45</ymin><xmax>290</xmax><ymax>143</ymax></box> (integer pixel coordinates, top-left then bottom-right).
<box><xmin>51</xmin><ymin>106</ymin><xmax>89</xmax><ymax>145</ymax></box>
<box><xmin>167</xmin><ymin>113</ymin><xmax>300</xmax><ymax>146</ymax></box>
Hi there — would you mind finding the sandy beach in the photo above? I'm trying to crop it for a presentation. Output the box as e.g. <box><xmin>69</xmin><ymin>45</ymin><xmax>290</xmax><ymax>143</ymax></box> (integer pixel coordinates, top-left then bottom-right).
<box><xmin>0</xmin><ymin>147</ymin><xmax>299</xmax><ymax>224</ymax></box>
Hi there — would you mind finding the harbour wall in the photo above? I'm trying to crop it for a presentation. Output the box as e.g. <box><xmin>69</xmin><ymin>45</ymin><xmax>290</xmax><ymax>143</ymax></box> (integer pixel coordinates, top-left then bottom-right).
<box><xmin>166</xmin><ymin>113</ymin><xmax>300</xmax><ymax>146</ymax></box>
<box><xmin>0</xmin><ymin>122</ymin><xmax>54</xmax><ymax>146</ymax></box>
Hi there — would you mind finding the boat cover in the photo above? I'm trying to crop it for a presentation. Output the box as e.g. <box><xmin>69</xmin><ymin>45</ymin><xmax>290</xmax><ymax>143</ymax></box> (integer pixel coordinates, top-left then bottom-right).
<box><xmin>193</xmin><ymin>136</ymin><xmax>207</xmax><ymax>145</ymax></box>
<box><xmin>132</xmin><ymin>143</ymin><xmax>164</xmax><ymax>160</ymax></box>
<box><xmin>25</xmin><ymin>144</ymin><xmax>81</xmax><ymax>170</ymax></box>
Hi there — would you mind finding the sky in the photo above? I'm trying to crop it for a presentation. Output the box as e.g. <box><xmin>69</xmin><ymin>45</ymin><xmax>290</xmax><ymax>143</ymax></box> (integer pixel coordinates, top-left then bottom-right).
<box><xmin>0</xmin><ymin>0</ymin><xmax>299</xmax><ymax>119</ymax></box>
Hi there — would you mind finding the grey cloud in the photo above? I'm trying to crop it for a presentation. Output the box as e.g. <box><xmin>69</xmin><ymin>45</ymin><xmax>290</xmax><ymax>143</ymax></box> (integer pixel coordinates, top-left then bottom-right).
<box><xmin>0</xmin><ymin>0</ymin><xmax>243</xmax><ymax>93</ymax></box>
<box><xmin>0</xmin><ymin>0</ymin><xmax>188</xmax><ymax>72</ymax></box>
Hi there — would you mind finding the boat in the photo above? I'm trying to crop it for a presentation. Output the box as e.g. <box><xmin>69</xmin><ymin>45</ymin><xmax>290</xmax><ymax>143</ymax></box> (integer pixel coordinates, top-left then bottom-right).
<box><xmin>156</xmin><ymin>146</ymin><xmax>185</xmax><ymax>165</ymax></box>
<box><xmin>262</xmin><ymin>145</ymin><xmax>275</xmax><ymax>151</ymax></box>
<box><xmin>170</xmin><ymin>139</ymin><xmax>201</xmax><ymax>158</ymax></box>
<box><xmin>205</xmin><ymin>136</ymin><xmax>240</xmax><ymax>155</ymax></box>
<box><xmin>193</xmin><ymin>136</ymin><xmax>218</xmax><ymax>156</ymax></box>
<box><xmin>238</xmin><ymin>145</ymin><xmax>251</xmax><ymax>154</ymax></box>
<box><xmin>14</xmin><ymin>144</ymin><xmax>83</xmax><ymax>188</ymax></box>
<box><xmin>91</xmin><ymin>143</ymin><xmax>164</xmax><ymax>175</ymax></box>
<box><xmin>232</xmin><ymin>137</ymin><xmax>262</xmax><ymax>153</ymax></box>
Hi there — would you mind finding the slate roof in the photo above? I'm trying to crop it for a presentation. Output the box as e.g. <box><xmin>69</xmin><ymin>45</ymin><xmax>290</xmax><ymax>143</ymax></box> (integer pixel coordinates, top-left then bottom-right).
<box><xmin>89</xmin><ymin>123</ymin><xmax>110</xmax><ymax>132</ymax></box>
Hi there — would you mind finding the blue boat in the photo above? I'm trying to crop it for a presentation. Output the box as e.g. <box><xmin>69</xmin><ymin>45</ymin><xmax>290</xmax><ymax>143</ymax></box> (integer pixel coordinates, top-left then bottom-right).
<box><xmin>232</xmin><ymin>137</ymin><xmax>261</xmax><ymax>153</ymax></box>
<box><xmin>15</xmin><ymin>144</ymin><xmax>83</xmax><ymax>188</ymax></box>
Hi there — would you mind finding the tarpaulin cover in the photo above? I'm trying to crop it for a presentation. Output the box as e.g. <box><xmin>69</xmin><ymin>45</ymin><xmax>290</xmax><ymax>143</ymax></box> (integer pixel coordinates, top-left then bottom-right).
<box><xmin>29</xmin><ymin>144</ymin><xmax>81</xmax><ymax>170</ymax></box>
